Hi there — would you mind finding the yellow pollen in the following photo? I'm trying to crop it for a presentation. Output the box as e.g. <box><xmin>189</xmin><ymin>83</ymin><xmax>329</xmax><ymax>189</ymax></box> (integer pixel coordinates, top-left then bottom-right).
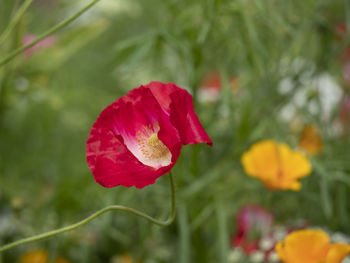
<box><xmin>147</xmin><ymin>134</ymin><xmax>159</xmax><ymax>146</ymax></box>
<box><xmin>136</xmin><ymin>125</ymin><xmax>170</xmax><ymax>161</ymax></box>
<box><xmin>145</xmin><ymin>134</ymin><xmax>169</xmax><ymax>159</ymax></box>
<box><xmin>133</xmin><ymin>123</ymin><xmax>172</xmax><ymax>167</ymax></box>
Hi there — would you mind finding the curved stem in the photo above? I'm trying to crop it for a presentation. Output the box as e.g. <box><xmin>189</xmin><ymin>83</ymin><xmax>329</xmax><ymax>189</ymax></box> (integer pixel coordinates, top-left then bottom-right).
<box><xmin>0</xmin><ymin>0</ymin><xmax>100</xmax><ymax>68</ymax></box>
<box><xmin>0</xmin><ymin>0</ymin><xmax>34</xmax><ymax>47</ymax></box>
<box><xmin>0</xmin><ymin>172</ymin><xmax>176</xmax><ymax>253</ymax></box>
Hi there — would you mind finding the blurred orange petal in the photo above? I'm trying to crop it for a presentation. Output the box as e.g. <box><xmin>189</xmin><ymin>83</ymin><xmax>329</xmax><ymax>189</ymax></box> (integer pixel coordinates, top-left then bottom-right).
<box><xmin>111</xmin><ymin>254</ymin><xmax>134</xmax><ymax>263</ymax></box>
<box><xmin>280</xmin><ymin>143</ymin><xmax>312</xmax><ymax>179</ymax></box>
<box><xmin>326</xmin><ymin>243</ymin><xmax>350</xmax><ymax>263</ymax></box>
<box><xmin>20</xmin><ymin>250</ymin><xmax>48</xmax><ymax>263</ymax></box>
<box><xmin>299</xmin><ymin>125</ymin><xmax>323</xmax><ymax>155</ymax></box>
<box><xmin>242</xmin><ymin>140</ymin><xmax>279</xmax><ymax>180</ymax></box>
<box><xmin>241</xmin><ymin>140</ymin><xmax>311</xmax><ymax>191</ymax></box>
<box><xmin>275</xmin><ymin>229</ymin><xmax>330</xmax><ymax>263</ymax></box>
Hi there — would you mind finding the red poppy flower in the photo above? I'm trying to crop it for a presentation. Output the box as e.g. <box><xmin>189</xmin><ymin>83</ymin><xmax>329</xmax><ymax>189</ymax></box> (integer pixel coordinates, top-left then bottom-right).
<box><xmin>86</xmin><ymin>81</ymin><xmax>212</xmax><ymax>188</ymax></box>
<box><xmin>199</xmin><ymin>72</ymin><xmax>239</xmax><ymax>102</ymax></box>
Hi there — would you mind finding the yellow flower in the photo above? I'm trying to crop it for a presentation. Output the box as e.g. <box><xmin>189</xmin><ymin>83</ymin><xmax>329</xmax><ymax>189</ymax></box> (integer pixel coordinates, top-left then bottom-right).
<box><xmin>241</xmin><ymin>140</ymin><xmax>311</xmax><ymax>191</ymax></box>
<box><xmin>275</xmin><ymin>229</ymin><xmax>350</xmax><ymax>263</ymax></box>
<box><xmin>19</xmin><ymin>250</ymin><xmax>70</xmax><ymax>263</ymax></box>
<box><xmin>299</xmin><ymin>125</ymin><xmax>323</xmax><ymax>155</ymax></box>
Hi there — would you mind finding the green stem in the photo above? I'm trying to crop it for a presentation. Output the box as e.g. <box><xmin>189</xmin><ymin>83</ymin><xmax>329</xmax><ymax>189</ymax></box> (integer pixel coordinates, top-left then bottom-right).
<box><xmin>0</xmin><ymin>0</ymin><xmax>100</xmax><ymax>68</ymax></box>
<box><xmin>0</xmin><ymin>172</ymin><xmax>176</xmax><ymax>253</ymax></box>
<box><xmin>0</xmin><ymin>0</ymin><xmax>34</xmax><ymax>47</ymax></box>
<box><xmin>191</xmin><ymin>145</ymin><xmax>199</xmax><ymax>177</ymax></box>
<box><xmin>0</xmin><ymin>6</ymin><xmax>25</xmax><ymax>127</ymax></box>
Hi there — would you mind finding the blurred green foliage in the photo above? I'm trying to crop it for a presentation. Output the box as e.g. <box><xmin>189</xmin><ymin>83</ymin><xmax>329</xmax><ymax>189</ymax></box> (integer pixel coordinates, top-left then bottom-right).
<box><xmin>0</xmin><ymin>0</ymin><xmax>349</xmax><ymax>262</ymax></box>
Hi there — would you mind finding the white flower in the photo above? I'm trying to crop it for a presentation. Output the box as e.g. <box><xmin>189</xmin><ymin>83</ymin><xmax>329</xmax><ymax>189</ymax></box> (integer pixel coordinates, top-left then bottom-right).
<box><xmin>228</xmin><ymin>248</ymin><xmax>244</xmax><ymax>262</ymax></box>
<box><xmin>267</xmin><ymin>252</ymin><xmax>280</xmax><ymax>262</ymax></box>
<box><xmin>259</xmin><ymin>237</ymin><xmax>274</xmax><ymax>251</ymax></box>
<box><xmin>250</xmin><ymin>251</ymin><xmax>265</xmax><ymax>263</ymax></box>
<box><xmin>272</xmin><ymin>225</ymin><xmax>287</xmax><ymax>241</ymax></box>
<box><xmin>331</xmin><ymin>232</ymin><xmax>350</xmax><ymax>244</ymax></box>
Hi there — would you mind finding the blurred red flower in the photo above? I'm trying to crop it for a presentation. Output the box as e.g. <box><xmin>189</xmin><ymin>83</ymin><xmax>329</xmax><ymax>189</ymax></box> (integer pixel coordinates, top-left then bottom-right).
<box><xmin>199</xmin><ymin>72</ymin><xmax>238</xmax><ymax>102</ymax></box>
<box><xmin>86</xmin><ymin>82</ymin><xmax>212</xmax><ymax>188</ymax></box>
<box><xmin>339</xmin><ymin>95</ymin><xmax>350</xmax><ymax>136</ymax></box>
<box><xmin>232</xmin><ymin>205</ymin><xmax>273</xmax><ymax>255</ymax></box>
<box><xmin>340</xmin><ymin>95</ymin><xmax>350</xmax><ymax>122</ymax></box>
<box><xmin>335</xmin><ymin>23</ymin><xmax>347</xmax><ymax>41</ymax></box>
<box><xmin>335</xmin><ymin>23</ymin><xmax>350</xmax><ymax>86</ymax></box>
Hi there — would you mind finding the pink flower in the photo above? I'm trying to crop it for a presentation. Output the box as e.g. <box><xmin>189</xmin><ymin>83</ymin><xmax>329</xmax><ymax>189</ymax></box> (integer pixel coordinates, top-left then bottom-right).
<box><xmin>22</xmin><ymin>34</ymin><xmax>56</xmax><ymax>57</ymax></box>
<box><xmin>236</xmin><ymin>205</ymin><xmax>274</xmax><ymax>235</ymax></box>
<box><xmin>86</xmin><ymin>82</ymin><xmax>212</xmax><ymax>188</ymax></box>
<box><xmin>232</xmin><ymin>205</ymin><xmax>274</xmax><ymax>255</ymax></box>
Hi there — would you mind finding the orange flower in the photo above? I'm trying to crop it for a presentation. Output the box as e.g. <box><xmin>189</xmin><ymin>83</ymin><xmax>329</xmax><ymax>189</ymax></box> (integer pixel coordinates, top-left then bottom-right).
<box><xmin>54</xmin><ymin>257</ymin><xmax>70</xmax><ymax>263</ymax></box>
<box><xmin>20</xmin><ymin>250</ymin><xmax>48</xmax><ymax>263</ymax></box>
<box><xmin>299</xmin><ymin>125</ymin><xmax>323</xmax><ymax>155</ymax></box>
<box><xmin>111</xmin><ymin>254</ymin><xmax>135</xmax><ymax>263</ymax></box>
<box><xmin>19</xmin><ymin>250</ymin><xmax>70</xmax><ymax>263</ymax></box>
<box><xmin>275</xmin><ymin>229</ymin><xmax>350</xmax><ymax>263</ymax></box>
<box><xmin>241</xmin><ymin>140</ymin><xmax>311</xmax><ymax>191</ymax></box>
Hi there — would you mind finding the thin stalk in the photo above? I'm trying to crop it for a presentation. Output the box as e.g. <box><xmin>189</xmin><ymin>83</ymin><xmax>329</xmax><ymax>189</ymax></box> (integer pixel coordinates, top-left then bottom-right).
<box><xmin>0</xmin><ymin>172</ymin><xmax>176</xmax><ymax>253</ymax></box>
<box><xmin>0</xmin><ymin>6</ymin><xmax>25</xmax><ymax>127</ymax></box>
<box><xmin>191</xmin><ymin>145</ymin><xmax>199</xmax><ymax>177</ymax></box>
<box><xmin>0</xmin><ymin>0</ymin><xmax>34</xmax><ymax>47</ymax></box>
<box><xmin>0</xmin><ymin>0</ymin><xmax>100</xmax><ymax>68</ymax></box>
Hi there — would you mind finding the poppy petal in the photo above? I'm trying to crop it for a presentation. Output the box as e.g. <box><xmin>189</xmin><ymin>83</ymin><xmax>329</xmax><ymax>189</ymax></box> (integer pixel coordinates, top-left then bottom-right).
<box><xmin>146</xmin><ymin>81</ymin><xmax>212</xmax><ymax>146</ymax></box>
<box><xmin>114</xmin><ymin>87</ymin><xmax>175</xmax><ymax>169</ymax></box>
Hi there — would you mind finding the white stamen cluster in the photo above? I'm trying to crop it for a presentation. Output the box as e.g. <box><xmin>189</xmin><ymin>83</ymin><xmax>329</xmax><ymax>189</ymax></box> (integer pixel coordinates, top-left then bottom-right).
<box><xmin>136</xmin><ymin>124</ymin><xmax>171</xmax><ymax>163</ymax></box>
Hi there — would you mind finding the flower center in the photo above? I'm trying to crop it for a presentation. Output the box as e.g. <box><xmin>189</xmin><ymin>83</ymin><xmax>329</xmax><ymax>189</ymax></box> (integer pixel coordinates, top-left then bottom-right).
<box><xmin>142</xmin><ymin>133</ymin><xmax>170</xmax><ymax>159</ymax></box>
<box><xmin>135</xmin><ymin>124</ymin><xmax>172</xmax><ymax>168</ymax></box>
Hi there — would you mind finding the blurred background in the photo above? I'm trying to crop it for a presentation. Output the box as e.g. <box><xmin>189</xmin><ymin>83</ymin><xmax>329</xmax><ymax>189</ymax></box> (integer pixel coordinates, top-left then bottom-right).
<box><xmin>0</xmin><ymin>0</ymin><xmax>349</xmax><ymax>262</ymax></box>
